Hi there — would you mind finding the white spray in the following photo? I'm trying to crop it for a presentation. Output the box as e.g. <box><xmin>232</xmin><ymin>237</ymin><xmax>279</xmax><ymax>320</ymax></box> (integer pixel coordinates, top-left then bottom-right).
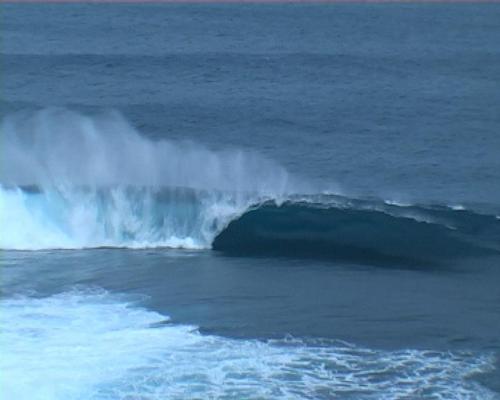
<box><xmin>0</xmin><ymin>108</ymin><xmax>298</xmax><ymax>250</ymax></box>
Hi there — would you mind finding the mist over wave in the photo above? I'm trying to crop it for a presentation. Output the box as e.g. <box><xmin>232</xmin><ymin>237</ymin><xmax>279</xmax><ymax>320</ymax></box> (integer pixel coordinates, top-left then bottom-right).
<box><xmin>0</xmin><ymin>108</ymin><xmax>299</xmax><ymax>250</ymax></box>
<box><xmin>1</xmin><ymin>108</ymin><xmax>294</xmax><ymax>192</ymax></box>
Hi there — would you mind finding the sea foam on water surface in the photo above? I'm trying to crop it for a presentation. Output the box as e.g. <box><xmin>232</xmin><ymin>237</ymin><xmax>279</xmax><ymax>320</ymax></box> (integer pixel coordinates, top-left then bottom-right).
<box><xmin>0</xmin><ymin>289</ymin><xmax>497</xmax><ymax>400</ymax></box>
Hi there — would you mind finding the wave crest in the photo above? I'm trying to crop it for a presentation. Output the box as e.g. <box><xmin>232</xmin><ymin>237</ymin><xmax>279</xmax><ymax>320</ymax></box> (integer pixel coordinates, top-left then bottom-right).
<box><xmin>2</xmin><ymin>185</ymin><xmax>500</xmax><ymax>265</ymax></box>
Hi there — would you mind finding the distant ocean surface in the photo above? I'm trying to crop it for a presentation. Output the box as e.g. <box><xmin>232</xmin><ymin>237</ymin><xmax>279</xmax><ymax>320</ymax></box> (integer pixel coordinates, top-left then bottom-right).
<box><xmin>1</xmin><ymin>3</ymin><xmax>500</xmax><ymax>399</ymax></box>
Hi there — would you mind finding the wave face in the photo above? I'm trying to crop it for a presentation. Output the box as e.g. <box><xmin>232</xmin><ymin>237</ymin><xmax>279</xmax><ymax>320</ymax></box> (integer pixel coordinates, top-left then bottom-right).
<box><xmin>213</xmin><ymin>197</ymin><xmax>500</xmax><ymax>264</ymax></box>
<box><xmin>1</xmin><ymin>289</ymin><xmax>496</xmax><ymax>400</ymax></box>
<box><xmin>2</xmin><ymin>109</ymin><xmax>499</xmax><ymax>262</ymax></box>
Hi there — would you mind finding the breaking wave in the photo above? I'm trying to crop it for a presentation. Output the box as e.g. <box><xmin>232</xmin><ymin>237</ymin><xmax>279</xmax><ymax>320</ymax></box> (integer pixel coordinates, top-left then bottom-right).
<box><xmin>2</xmin><ymin>108</ymin><xmax>499</xmax><ymax>263</ymax></box>
<box><xmin>2</xmin><ymin>185</ymin><xmax>500</xmax><ymax>264</ymax></box>
<box><xmin>0</xmin><ymin>108</ymin><xmax>292</xmax><ymax>250</ymax></box>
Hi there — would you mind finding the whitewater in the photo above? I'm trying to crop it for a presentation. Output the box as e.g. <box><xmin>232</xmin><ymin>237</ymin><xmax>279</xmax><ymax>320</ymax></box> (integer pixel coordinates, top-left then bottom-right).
<box><xmin>0</xmin><ymin>108</ymin><xmax>292</xmax><ymax>249</ymax></box>
<box><xmin>1</xmin><ymin>288</ymin><xmax>497</xmax><ymax>400</ymax></box>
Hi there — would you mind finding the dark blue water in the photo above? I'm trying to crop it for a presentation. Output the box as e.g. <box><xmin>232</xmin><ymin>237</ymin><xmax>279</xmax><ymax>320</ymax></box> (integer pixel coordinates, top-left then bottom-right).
<box><xmin>1</xmin><ymin>3</ymin><xmax>500</xmax><ymax>399</ymax></box>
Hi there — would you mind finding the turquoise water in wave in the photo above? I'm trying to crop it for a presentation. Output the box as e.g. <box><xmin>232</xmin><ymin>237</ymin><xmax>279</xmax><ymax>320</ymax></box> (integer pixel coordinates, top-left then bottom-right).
<box><xmin>1</xmin><ymin>3</ymin><xmax>500</xmax><ymax>399</ymax></box>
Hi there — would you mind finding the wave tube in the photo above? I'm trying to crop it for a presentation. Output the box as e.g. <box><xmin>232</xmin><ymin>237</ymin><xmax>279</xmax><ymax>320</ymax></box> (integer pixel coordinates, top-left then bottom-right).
<box><xmin>213</xmin><ymin>197</ymin><xmax>500</xmax><ymax>264</ymax></box>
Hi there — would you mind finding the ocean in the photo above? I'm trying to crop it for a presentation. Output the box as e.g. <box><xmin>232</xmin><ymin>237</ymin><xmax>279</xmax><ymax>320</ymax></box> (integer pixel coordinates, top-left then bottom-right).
<box><xmin>1</xmin><ymin>2</ymin><xmax>500</xmax><ymax>399</ymax></box>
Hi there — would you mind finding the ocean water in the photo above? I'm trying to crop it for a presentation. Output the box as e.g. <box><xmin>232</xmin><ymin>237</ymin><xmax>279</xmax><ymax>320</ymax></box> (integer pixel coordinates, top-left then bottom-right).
<box><xmin>1</xmin><ymin>3</ymin><xmax>500</xmax><ymax>399</ymax></box>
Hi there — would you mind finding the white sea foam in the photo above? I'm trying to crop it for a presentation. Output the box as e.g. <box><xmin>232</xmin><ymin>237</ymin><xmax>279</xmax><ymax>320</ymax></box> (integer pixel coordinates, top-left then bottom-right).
<box><xmin>0</xmin><ymin>289</ymin><xmax>497</xmax><ymax>400</ymax></box>
<box><xmin>384</xmin><ymin>199</ymin><xmax>413</xmax><ymax>207</ymax></box>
